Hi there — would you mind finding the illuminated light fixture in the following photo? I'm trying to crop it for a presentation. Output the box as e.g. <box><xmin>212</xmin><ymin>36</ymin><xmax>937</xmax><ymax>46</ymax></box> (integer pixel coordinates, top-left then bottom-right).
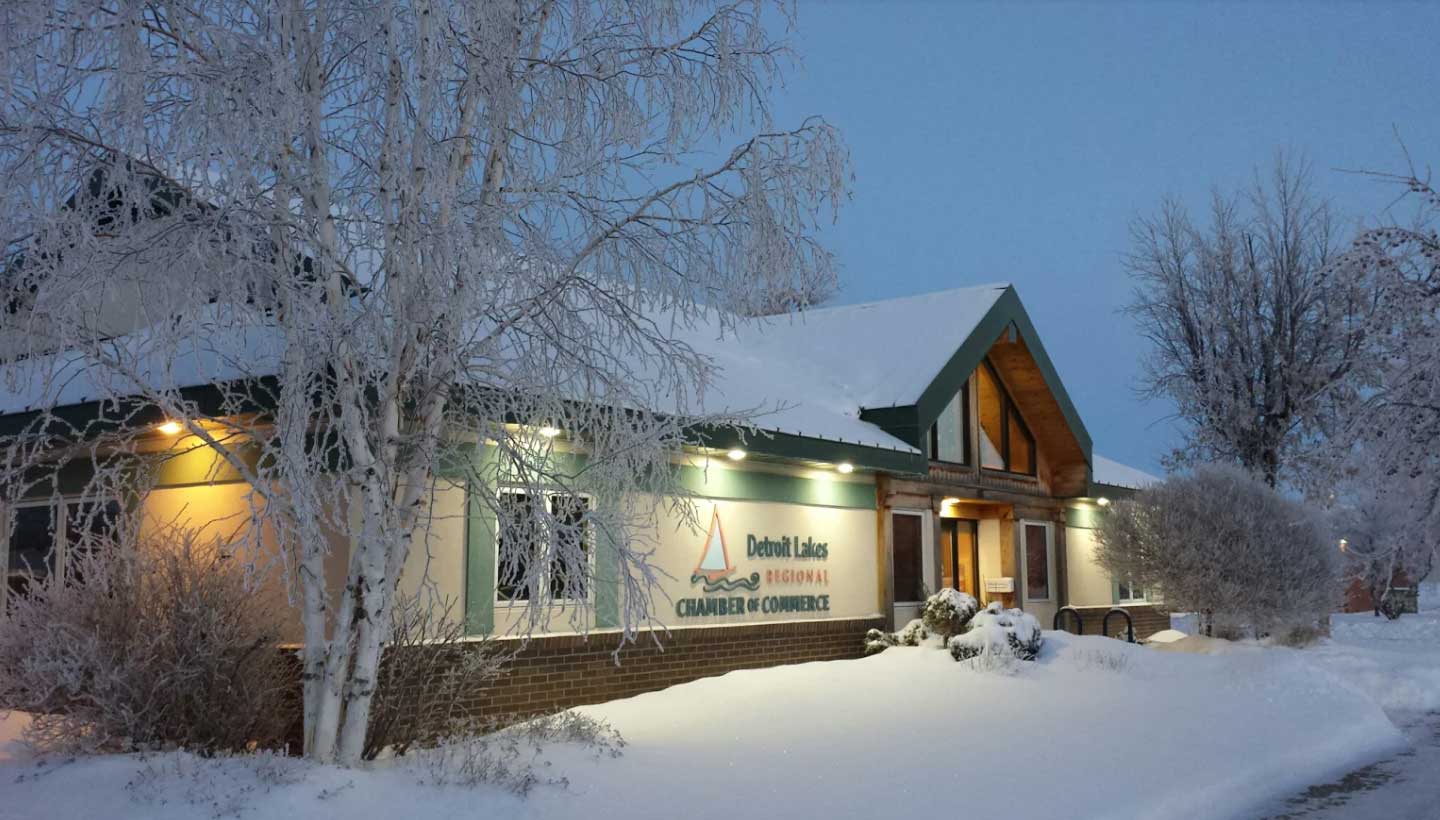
<box><xmin>1096</xmin><ymin>497</ymin><xmax>1111</xmax><ymax>507</ymax></box>
<box><xmin>1339</xmin><ymin>538</ymin><xmax>1349</xmax><ymax>553</ymax></box>
<box><xmin>941</xmin><ymin>496</ymin><xmax>961</xmax><ymax>506</ymax></box>
<box><xmin>537</xmin><ymin>426</ymin><xmax>562</xmax><ymax>438</ymax></box>
<box><xmin>156</xmin><ymin>421</ymin><xmax>184</xmax><ymax>436</ymax></box>
<box><xmin>726</xmin><ymin>448</ymin><xmax>747</xmax><ymax>461</ymax></box>
<box><xmin>835</xmin><ymin>461</ymin><xmax>855</xmax><ymax>474</ymax></box>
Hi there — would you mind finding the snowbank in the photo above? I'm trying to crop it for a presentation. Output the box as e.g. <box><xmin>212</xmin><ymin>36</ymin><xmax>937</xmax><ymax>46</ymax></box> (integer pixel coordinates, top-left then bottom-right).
<box><xmin>1301</xmin><ymin>612</ymin><xmax>1440</xmax><ymax>713</ymax></box>
<box><xmin>1</xmin><ymin>631</ymin><xmax>1404</xmax><ymax>820</ymax></box>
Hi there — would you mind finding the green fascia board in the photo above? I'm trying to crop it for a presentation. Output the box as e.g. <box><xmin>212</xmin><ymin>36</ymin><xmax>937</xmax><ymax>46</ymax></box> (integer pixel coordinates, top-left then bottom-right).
<box><xmin>861</xmin><ymin>285</ymin><xmax>1094</xmax><ymax>473</ymax></box>
<box><xmin>689</xmin><ymin>424</ymin><xmax>925</xmax><ymax>476</ymax></box>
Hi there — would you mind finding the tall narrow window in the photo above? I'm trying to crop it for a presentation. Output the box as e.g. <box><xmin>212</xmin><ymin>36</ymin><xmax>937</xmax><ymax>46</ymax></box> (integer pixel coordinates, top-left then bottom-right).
<box><xmin>496</xmin><ymin>491</ymin><xmax>592</xmax><ymax>603</ymax></box>
<box><xmin>976</xmin><ymin>365</ymin><xmax>1006</xmax><ymax>469</ymax></box>
<box><xmin>7</xmin><ymin>505</ymin><xmax>56</xmax><ymax>599</ymax></box>
<box><xmin>975</xmin><ymin>360</ymin><xmax>1036</xmax><ymax>475</ymax></box>
<box><xmin>929</xmin><ymin>380</ymin><xmax>969</xmax><ymax>464</ymax></box>
<box><xmin>1023</xmin><ymin>522</ymin><xmax>1051</xmax><ymax>601</ymax></box>
<box><xmin>892</xmin><ymin>513</ymin><xmax>924</xmax><ymax>603</ymax></box>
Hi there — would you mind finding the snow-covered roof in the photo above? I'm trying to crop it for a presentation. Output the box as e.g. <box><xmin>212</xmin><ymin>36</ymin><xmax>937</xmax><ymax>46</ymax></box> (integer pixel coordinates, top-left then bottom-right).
<box><xmin>0</xmin><ymin>286</ymin><xmax>1009</xmax><ymax>457</ymax></box>
<box><xmin>1092</xmin><ymin>454</ymin><xmax>1160</xmax><ymax>490</ymax></box>
<box><xmin>726</xmin><ymin>284</ymin><xmax>1008</xmax><ymax>410</ymax></box>
<box><xmin>0</xmin><ymin>282</ymin><xmax>1143</xmax><ymax>474</ymax></box>
<box><xmin>662</xmin><ymin>284</ymin><xmax>1008</xmax><ymax>453</ymax></box>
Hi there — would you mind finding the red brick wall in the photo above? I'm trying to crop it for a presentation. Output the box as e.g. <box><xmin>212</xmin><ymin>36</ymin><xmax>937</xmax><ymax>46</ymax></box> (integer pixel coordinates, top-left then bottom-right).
<box><xmin>466</xmin><ymin>616</ymin><xmax>886</xmax><ymax>721</ymax></box>
<box><xmin>1057</xmin><ymin>604</ymin><xmax>1169</xmax><ymax>641</ymax></box>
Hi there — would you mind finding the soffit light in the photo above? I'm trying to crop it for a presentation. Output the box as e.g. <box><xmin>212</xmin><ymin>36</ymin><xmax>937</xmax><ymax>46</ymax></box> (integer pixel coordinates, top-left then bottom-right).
<box><xmin>835</xmin><ymin>462</ymin><xmax>855</xmax><ymax>474</ymax></box>
<box><xmin>156</xmin><ymin>421</ymin><xmax>184</xmax><ymax>436</ymax></box>
<box><xmin>942</xmin><ymin>496</ymin><xmax>961</xmax><ymax>506</ymax></box>
<box><xmin>537</xmin><ymin>426</ymin><xmax>562</xmax><ymax>439</ymax></box>
<box><xmin>726</xmin><ymin>449</ymin><xmax>747</xmax><ymax>461</ymax></box>
<box><xmin>1096</xmin><ymin>497</ymin><xmax>1111</xmax><ymax>507</ymax></box>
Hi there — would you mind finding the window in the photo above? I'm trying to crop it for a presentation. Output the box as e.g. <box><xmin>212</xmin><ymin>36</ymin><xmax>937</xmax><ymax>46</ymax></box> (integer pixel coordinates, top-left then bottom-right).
<box><xmin>891</xmin><ymin>512</ymin><xmax>924</xmax><ymax>603</ymax></box>
<box><xmin>1022</xmin><ymin>522</ymin><xmax>1052</xmax><ymax>602</ymax></box>
<box><xmin>495</xmin><ymin>491</ymin><xmax>592</xmax><ymax>603</ymax></box>
<box><xmin>975</xmin><ymin>361</ymin><xmax>1036</xmax><ymax>475</ymax></box>
<box><xmin>5</xmin><ymin>499</ymin><xmax>122</xmax><ymax>600</ymax></box>
<box><xmin>1117</xmin><ymin>579</ymin><xmax>1148</xmax><ymax>603</ymax></box>
<box><xmin>928</xmin><ymin>380</ymin><xmax>969</xmax><ymax>464</ymax></box>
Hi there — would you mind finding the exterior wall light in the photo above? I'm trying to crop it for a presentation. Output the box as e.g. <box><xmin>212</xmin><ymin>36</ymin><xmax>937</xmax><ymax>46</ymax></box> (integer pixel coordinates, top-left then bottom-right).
<box><xmin>1096</xmin><ymin>497</ymin><xmax>1111</xmax><ymax>507</ymax></box>
<box><xmin>942</xmin><ymin>496</ymin><xmax>961</xmax><ymax>505</ymax></box>
<box><xmin>835</xmin><ymin>462</ymin><xmax>855</xmax><ymax>474</ymax></box>
<box><xmin>156</xmin><ymin>421</ymin><xmax>184</xmax><ymax>436</ymax></box>
<box><xmin>537</xmin><ymin>426</ymin><xmax>562</xmax><ymax>438</ymax></box>
<box><xmin>726</xmin><ymin>449</ymin><xmax>746</xmax><ymax>461</ymax></box>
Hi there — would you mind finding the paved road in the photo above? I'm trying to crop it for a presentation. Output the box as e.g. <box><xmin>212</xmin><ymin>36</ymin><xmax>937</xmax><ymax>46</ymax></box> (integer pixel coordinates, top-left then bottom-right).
<box><xmin>1253</xmin><ymin>711</ymin><xmax>1440</xmax><ymax>820</ymax></box>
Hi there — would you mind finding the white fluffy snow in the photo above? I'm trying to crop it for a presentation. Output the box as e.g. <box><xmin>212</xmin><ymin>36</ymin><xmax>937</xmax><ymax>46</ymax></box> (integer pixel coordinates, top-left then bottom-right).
<box><xmin>1302</xmin><ymin>611</ymin><xmax>1440</xmax><ymax>714</ymax></box>
<box><xmin>0</xmin><ymin>630</ymin><xmax>1405</xmax><ymax>820</ymax></box>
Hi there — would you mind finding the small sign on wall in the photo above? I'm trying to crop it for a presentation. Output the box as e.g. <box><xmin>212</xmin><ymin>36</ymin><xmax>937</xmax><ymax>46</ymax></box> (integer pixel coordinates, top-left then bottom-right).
<box><xmin>984</xmin><ymin>577</ymin><xmax>1015</xmax><ymax>593</ymax></box>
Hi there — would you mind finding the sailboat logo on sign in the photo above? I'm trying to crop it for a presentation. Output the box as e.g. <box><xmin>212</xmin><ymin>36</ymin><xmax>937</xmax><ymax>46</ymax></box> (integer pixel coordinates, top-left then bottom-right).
<box><xmin>691</xmin><ymin>508</ymin><xmax>761</xmax><ymax>593</ymax></box>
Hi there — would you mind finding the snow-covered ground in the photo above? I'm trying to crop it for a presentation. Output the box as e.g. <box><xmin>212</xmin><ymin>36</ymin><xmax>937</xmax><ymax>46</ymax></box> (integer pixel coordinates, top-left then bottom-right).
<box><xmin>1247</xmin><ymin>610</ymin><xmax>1440</xmax><ymax>819</ymax></box>
<box><xmin>0</xmin><ymin>631</ymin><xmax>1407</xmax><ymax>820</ymax></box>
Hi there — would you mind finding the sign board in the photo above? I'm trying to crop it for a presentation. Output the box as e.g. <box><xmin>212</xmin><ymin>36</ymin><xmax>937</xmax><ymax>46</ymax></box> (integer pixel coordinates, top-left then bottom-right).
<box><xmin>984</xmin><ymin>577</ymin><xmax>1014</xmax><ymax>593</ymax></box>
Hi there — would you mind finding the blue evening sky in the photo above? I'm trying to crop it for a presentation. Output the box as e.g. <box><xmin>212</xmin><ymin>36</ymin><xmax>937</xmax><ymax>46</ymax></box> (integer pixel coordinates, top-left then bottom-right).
<box><xmin>764</xmin><ymin>1</ymin><xmax>1440</xmax><ymax>474</ymax></box>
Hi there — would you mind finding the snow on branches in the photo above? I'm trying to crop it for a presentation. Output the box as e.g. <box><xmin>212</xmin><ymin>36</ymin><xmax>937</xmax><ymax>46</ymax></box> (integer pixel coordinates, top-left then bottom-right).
<box><xmin>0</xmin><ymin>1</ymin><xmax>849</xmax><ymax>765</ymax></box>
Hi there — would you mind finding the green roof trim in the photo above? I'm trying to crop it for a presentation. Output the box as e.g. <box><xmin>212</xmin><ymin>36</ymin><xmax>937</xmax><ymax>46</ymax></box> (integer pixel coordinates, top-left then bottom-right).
<box><xmin>690</xmin><ymin>424</ymin><xmax>925</xmax><ymax>476</ymax></box>
<box><xmin>860</xmin><ymin>285</ymin><xmax>1093</xmax><ymax>472</ymax></box>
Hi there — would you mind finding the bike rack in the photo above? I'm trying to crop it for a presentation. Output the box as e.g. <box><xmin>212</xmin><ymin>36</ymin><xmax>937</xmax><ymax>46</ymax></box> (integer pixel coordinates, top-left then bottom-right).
<box><xmin>1103</xmin><ymin>607</ymin><xmax>1135</xmax><ymax>643</ymax></box>
<box><xmin>1053</xmin><ymin>606</ymin><xmax>1084</xmax><ymax>635</ymax></box>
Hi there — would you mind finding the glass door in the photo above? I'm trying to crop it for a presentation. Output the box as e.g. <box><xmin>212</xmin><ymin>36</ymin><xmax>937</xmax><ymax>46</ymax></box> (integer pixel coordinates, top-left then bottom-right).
<box><xmin>890</xmin><ymin>509</ymin><xmax>934</xmax><ymax>627</ymax></box>
<box><xmin>941</xmin><ymin>518</ymin><xmax>979</xmax><ymax>597</ymax></box>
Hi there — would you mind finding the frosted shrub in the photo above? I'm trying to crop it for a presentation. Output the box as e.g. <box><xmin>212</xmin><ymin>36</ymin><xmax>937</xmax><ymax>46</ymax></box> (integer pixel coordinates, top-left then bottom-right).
<box><xmin>862</xmin><ymin>628</ymin><xmax>897</xmax><ymax>656</ymax></box>
<box><xmin>861</xmin><ymin>619</ymin><xmax>929</xmax><ymax>655</ymax></box>
<box><xmin>948</xmin><ymin>603</ymin><xmax>1043</xmax><ymax>663</ymax></box>
<box><xmin>922</xmin><ymin>589</ymin><xmax>979</xmax><ymax>640</ymax></box>
<box><xmin>0</xmin><ymin>526</ymin><xmax>296</xmax><ymax>756</ymax></box>
<box><xmin>1095</xmin><ymin>464</ymin><xmax>1338</xmax><ymax>638</ymax></box>
<box><xmin>363</xmin><ymin>594</ymin><xmax>506</xmax><ymax>761</ymax></box>
<box><xmin>411</xmin><ymin>712</ymin><xmax>624</xmax><ymax>795</ymax></box>
<box><xmin>896</xmin><ymin>618</ymin><xmax>930</xmax><ymax>646</ymax></box>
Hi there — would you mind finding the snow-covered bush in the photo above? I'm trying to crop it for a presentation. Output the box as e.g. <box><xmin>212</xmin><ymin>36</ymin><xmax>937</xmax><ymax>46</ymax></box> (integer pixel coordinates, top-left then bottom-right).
<box><xmin>862</xmin><ymin>619</ymin><xmax>928</xmax><ymax>655</ymax></box>
<box><xmin>0</xmin><ymin>526</ymin><xmax>296</xmax><ymax>755</ymax></box>
<box><xmin>363</xmin><ymin>594</ymin><xmax>505</xmax><ymax>761</ymax></box>
<box><xmin>922</xmin><ymin>589</ymin><xmax>979</xmax><ymax>640</ymax></box>
<box><xmin>897</xmin><ymin>618</ymin><xmax>930</xmax><ymax>646</ymax></box>
<box><xmin>948</xmin><ymin>603</ymin><xmax>1043</xmax><ymax>662</ymax></box>
<box><xmin>862</xmin><ymin>628</ymin><xmax>898</xmax><ymax>656</ymax></box>
<box><xmin>1095</xmin><ymin>464</ymin><xmax>1339</xmax><ymax>638</ymax></box>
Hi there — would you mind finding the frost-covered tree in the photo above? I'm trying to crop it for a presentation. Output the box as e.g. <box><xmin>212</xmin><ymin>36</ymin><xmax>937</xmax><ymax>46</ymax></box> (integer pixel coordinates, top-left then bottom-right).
<box><xmin>1331</xmin><ymin>459</ymin><xmax>1436</xmax><ymax>619</ymax></box>
<box><xmin>1125</xmin><ymin>155</ymin><xmax>1382</xmax><ymax>487</ymax></box>
<box><xmin>1327</xmin><ymin>152</ymin><xmax>1440</xmax><ymax>608</ymax></box>
<box><xmin>0</xmin><ymin>1</ymin><xmax>848</xmax><ymax>765</ymax></box>
<box><xmin>1094</xmin><ymin>464</ymin><xmax>1338</xmax><ymax>637</ymax></box>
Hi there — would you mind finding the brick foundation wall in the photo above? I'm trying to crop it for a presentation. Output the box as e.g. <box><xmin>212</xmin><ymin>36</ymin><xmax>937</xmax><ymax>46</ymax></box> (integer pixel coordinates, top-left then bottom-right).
<box><xmin>464</xmin><ymin>616</ymin><xmax>886</xmax><ymax>722</ymax></box>
<box><xmin>1057</xmin><ymin>604</ymin><xmax>1170</xmax><ymax>641</ymax></box>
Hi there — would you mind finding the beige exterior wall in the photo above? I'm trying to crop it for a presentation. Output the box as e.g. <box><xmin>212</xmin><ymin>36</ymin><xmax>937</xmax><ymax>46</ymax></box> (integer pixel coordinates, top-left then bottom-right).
<box><xmin>1064</xmin><ymin>523</ymin><xmax>1114</xmax><ymax>608</ymax></box>
<box><xmin>491</xmin><ymin>494</ymin><xmax>881</xmax><ymax>636</ymax></box>
<box><xmin>394</xmin><ymin>480</ymin><xmax>467</xmax><ymax>615</ymax></box>
<box><xmin>976</xmin><ymin>518</ymin><xmax>1005</xmax><ymax>606</ymax></box>
<box><xmin>136</xmin><ymin>466</ymin><xmax>879</xmax><ymax>642</ymax></box>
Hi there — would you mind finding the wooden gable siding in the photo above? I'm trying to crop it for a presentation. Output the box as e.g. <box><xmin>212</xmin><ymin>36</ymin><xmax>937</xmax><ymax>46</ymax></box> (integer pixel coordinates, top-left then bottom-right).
<box><xmin>986</xmin><ymin>332</ymin><xmax>1088</xmax><ymax>497</ymax></box>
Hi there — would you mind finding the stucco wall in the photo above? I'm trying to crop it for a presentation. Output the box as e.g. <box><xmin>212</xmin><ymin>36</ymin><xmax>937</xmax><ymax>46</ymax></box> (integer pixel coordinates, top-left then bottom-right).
<box><xmin>1064</xmin><ymin>524</ymin><xmax>1113</xmax><ymax>608</ymax></box>
<box><xmin>136</xmin><ymin>459</ymin><xmax>880</xmax><ymax>643</ymax></box>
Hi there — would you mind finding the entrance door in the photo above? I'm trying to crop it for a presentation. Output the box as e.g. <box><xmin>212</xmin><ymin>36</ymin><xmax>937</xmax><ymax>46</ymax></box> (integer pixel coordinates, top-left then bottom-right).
<box><xmin>890</xmin><ymin>510</ymin><xmax>933</xmax><ymax>626</ymax></box>
<box><xmin>941</xmin><ymin>518</ymin><xmax>980</xmax><ymax>597</ymax></box>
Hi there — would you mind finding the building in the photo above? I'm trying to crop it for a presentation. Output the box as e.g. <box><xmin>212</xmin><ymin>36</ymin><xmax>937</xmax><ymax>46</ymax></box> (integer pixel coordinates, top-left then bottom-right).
<box><xmin>2</xmin><ymin>272</ymin><xmax>1162</xmax><ymax>718</ymax></box>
